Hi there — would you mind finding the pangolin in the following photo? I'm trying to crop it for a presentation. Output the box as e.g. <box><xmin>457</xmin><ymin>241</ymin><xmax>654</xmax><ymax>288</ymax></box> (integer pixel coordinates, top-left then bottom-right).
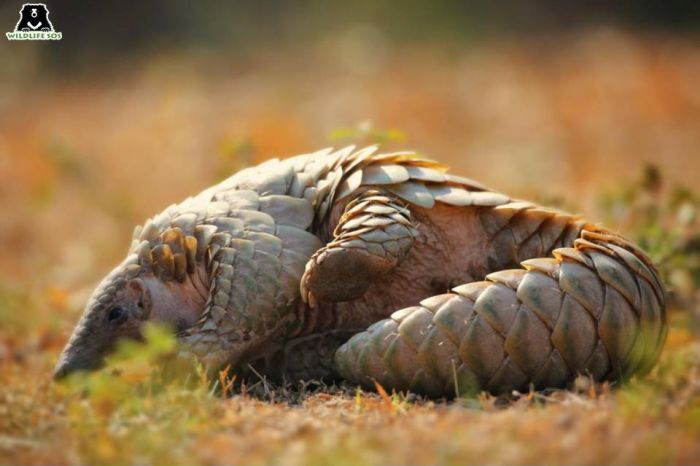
<box><xmin>54</xmin><ymin>146</ymin><xmax>667</xmax><ymax>397</ymax></box>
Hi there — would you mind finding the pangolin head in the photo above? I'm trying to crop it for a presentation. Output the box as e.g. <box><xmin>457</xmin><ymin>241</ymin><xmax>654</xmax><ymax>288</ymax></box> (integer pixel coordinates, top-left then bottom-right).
<box><xmin>53</xmin><ymin>261</ymin><xmax>152</xmax><ymax>380</ymax></box>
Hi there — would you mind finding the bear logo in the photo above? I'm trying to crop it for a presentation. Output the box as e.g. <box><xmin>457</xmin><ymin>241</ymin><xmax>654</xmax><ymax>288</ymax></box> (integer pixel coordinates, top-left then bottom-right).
<box><xmin>14</xmin><ymin>3</ymin><xmax>54</xmax><ymax>32</ymax></box>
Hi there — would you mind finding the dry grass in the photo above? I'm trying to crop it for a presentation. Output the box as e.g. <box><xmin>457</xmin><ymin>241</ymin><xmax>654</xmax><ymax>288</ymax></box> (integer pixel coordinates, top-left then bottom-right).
<box><xmin>1</xmin><ymin>324</ymin><xmax>699</xmax><ymax>465</ymax></box>
<box><xmin>1</xmin><ymin>30</ymin><xmax>700</xmax><ymax>465</ymax></box>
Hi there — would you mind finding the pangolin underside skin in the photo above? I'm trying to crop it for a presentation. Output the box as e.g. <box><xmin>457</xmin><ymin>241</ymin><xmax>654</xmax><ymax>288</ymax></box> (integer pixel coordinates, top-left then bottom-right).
<box><xmin>55</xmin><ymin>146</ymin><xmax>667</xmax><ymax>397</ymax></box>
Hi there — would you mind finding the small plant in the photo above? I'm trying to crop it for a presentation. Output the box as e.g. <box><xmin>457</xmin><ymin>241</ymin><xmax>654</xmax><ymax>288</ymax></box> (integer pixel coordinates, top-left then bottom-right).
<box><xmin>330</xmin><ymin>120</ymin><xmax>406</xmax><ymax>146</ymax></box>
<box><xmin>598</xmin><ymin>164</ymin><xmax>700</xmax><ymax>317</ymax></box>
<box><xmin>216</xmin><ymin>137</ymin><xmax>255</xmax><ymax>181</ymax></box>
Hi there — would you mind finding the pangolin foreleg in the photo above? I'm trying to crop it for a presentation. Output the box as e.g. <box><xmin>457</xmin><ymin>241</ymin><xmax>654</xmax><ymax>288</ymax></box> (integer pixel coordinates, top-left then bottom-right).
<box><xmin>178</xmin><ymin>212</ymin><xmax>323</xmax><ymax>371</ymax></box>
<box><xmin>300</xmin><ymin>190</ymin><xmax>418</xmax><ymax>307</ymax></box>
<box><xmin>335</xmin><ymin>212</ymin><xmax>667</xmax><ymax>397</ymax></box>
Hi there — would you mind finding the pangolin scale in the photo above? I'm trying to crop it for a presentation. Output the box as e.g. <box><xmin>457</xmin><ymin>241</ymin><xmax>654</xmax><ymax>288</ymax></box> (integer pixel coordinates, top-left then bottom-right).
<box><xmin>55</xmin><ymin>146</ymin><xmax>667</xmax><ymax>397</ymax></box>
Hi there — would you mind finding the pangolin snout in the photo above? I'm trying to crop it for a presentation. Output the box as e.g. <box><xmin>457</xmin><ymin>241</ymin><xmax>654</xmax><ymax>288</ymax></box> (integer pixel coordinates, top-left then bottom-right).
<box><xmin>53</xmin><ymin>344</ymin><xmax>105</xmax><ymax>380</ymax></box>
<box><xmin>52</xmin><ymin>359</ymin><xmax>72</xmax><ymax>380</ymax></box>
<box><xmin>53</xmin><ymin>356</ymin><xmax>103</xmax><ymax>380</ymax></box>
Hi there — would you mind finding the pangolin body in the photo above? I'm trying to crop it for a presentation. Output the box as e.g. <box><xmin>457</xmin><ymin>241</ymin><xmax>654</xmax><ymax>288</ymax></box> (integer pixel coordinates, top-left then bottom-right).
<box><xmin>55</xmin><ymin>146</ymin><xmax>667</xmax><ymax>397</ymax></box>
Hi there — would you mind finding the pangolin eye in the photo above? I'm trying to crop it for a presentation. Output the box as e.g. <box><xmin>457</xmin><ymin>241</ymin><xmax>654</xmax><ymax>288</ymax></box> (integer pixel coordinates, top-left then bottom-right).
<box><xmin>107</xmin><ymin>306</ymin><xmax>127</xmax><ymax>324</ymax></box>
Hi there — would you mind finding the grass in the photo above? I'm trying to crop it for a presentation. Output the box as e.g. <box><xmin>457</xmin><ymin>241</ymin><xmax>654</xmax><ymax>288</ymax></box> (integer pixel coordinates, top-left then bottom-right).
<box><xmin>1</xmin><ymin>323</ymin><xmax>699</xmax><ymax>465</ymax></box>
<box><xmin>2</xmin><ymin>30</ymin><xmax>700</xmax><ymax>465</ymax></box>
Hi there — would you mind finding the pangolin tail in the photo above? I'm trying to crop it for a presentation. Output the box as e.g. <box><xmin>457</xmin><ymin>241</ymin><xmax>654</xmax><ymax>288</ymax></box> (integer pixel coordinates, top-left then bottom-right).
<box><xmin>334</xmin><ymin>225</ymin><xmax>666</xmax><ymax>397</ymax></box>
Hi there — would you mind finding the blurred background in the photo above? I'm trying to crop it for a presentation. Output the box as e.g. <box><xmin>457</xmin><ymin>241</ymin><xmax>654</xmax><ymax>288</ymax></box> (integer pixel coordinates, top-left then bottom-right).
<box><xmin>0</xmin><ymin>0</ymin><xmax>699</xmax><ymax>352</ymax></box>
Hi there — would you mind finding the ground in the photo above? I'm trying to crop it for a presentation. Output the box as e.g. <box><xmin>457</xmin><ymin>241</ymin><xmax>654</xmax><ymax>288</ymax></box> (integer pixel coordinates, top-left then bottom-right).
<box><xmin>1</xmin><ymin>324</ymin><xmax>699</xmax><ymax>465</ymax></box>
<box><xmin>1</xmin><ymin>31</ymin><xmax>700</xmax><ymax>465</ymax></box>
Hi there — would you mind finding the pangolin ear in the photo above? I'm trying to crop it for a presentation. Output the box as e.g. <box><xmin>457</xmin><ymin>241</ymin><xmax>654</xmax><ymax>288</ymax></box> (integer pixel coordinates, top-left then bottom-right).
<box><xmin>126</xmin><ymin>278</ymin><xmax>151</xmax><ymax>319</ymax></box>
